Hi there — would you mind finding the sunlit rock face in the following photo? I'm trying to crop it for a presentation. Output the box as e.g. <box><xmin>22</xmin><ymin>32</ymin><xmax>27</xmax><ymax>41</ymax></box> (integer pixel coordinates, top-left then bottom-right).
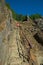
<box><xmin>0</xmin><ymin>19</ymin><xmax>13</xmax><ymax>65</ymax></box>
<box><xmin>0</xmin><ymin>4</ymin><xmax>13</xmax><ymax>64</ymax></box>
<box><xmin>0</xmin><ymin>0</ymin><xmax>2</xmax><ymax>12</ymax></box>
<box><xmin>34</xmin><ymin>18</ymin><xmax>43</xmax><ymax>31</ymax></box>
<box><xmin>0</xmin><ymin>0</ymin><xmax>5</xmax><ymax>13</ymax></box>
<box><xmin>0</xmin><ymin>0</ymin><xmax>5</xmax><ymax>5</ymax></box>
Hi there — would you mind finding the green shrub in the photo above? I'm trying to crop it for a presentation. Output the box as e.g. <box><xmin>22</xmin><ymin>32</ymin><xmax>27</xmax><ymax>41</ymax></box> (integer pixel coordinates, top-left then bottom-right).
<box><xmin>29</xmin><ymin>14</ymin><xmax>41</xmax><ymax>20</ymax></box>
<box><xmin>6</xmin><ymin>3</ymin><xmax>27</xmax><ymax>21</ymax></box>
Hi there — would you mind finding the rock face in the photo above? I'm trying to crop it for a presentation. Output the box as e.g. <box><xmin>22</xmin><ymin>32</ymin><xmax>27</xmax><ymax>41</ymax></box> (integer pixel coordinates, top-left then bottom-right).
<box><xmin>0</xmin><ymin>1</ymin><xmax>43</xmax><ymax>65</ymax></box>
<box><xmin>0</xmin><ymin>0</ymin><xmax>5</xmax><ymax>6</ymax></box>
<box><xmin>0</xmin><ymin>0</ymin><xmax>5</xmax><ymax>11</ymax></box>
<box><xmin>0</xmin><ymin>4</ymin><xmax>29</xmax><ymax>65</ymax></box>
<box><xmin>0</xmin><ymin>0</ymin><xmax>6</xmax><ymax>23</ymax></box>
<box><xmin>34</xmin><ymin>18</ymin><xmax>43</xmax><ymax>31</ymax></box>
<box><xmin>0</xmin><ymin>9</ymin><xmax>13</xmax><ymax>65</ymax></box>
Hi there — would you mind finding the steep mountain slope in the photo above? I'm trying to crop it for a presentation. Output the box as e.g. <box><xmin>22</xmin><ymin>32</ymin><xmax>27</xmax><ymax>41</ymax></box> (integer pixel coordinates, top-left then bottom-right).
<box><xmin>0</xmin><ymin>0</ymin><xmax>43</xmax><ymax>65</ymax></box>
<box><xmin>0</xmin><ymin>1</ymin><xmax>29</xmax><ymax>65</ymax></box>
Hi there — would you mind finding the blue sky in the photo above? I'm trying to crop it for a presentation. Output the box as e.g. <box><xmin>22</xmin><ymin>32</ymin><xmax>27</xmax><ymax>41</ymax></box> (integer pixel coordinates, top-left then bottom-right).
<box><xmin>6</xmin><ymin>0</ymin><xmax>43</xmax><ymax>15</ymax></box>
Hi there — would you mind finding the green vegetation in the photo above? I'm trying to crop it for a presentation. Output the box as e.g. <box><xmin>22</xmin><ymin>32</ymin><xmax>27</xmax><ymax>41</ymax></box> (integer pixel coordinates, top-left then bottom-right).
<box><xmin>29</xmin><ymin>14</ymin><xmax>42</xmax><ymax>20</ymax></box>
<box><xmin>6</xmin><ymin>4</ymin><xmax>27</xmax><ymax>21</ymax></box>
<box><xmin>0</xmin><ymin>2</ymin><xmax>1</xmax><ymax>6</ymax></box>
<box><xmin>6</xmin><ymin>4</ymin><xmax>42</xmax><ymax>21</ymax></box>
<box><xmin>6</xmin><ymin>4</ymin><xmax>11</xmax><ymax>9</ymax></box>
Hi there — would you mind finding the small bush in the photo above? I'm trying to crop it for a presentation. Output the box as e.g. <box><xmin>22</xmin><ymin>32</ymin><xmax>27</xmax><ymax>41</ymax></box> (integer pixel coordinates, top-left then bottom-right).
<box><xmin>29</xmin><ymin>14</ymin><xmax>42</xmax><ymax>20</ymax></box>
<box><xmin>6</xmin><ymin>3</ymin><xmax>27</xmax><ymax>21</ymax></box>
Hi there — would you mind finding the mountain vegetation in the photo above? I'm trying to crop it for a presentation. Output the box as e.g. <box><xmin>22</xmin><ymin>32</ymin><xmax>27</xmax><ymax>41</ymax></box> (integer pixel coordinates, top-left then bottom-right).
<box><xmin>6</xmin><ymin>4</ymin><xmax>27</xmax><ymax>21</ymax></box>
<box><xmin>29</xmin><ymin>14</ymin><xmax>42</xmax><ymax>20</ymax></box>
<box><xmin>6</xmin><ymin>4</ymin><xmax>42</xmax><ymax>22</ymax></box>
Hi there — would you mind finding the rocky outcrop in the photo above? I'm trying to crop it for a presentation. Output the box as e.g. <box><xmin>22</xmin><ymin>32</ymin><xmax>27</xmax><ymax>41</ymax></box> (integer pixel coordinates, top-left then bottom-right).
<box><xmin>0</xmin><ymin>4</ymin><xmax>29</xmax><ymax>65</ymax></box>
<box><xmin>0</xmin><ymin>5</ymin><xmax>14</xmax><ymax>65</ymax></box>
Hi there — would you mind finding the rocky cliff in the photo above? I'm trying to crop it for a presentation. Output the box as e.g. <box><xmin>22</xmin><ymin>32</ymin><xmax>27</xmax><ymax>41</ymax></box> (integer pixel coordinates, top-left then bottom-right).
<box><xmin>0</xmin><ymin>5</ymin><xmax>13</xmax><ymax>65</ymax></box>
<box><xmin>0</xmin><ymin>0</ymin><xmax>43</xmax><ymax>65</ymax></box>
<box><xmin>0</xmin><ymin>1</ymin><xmax>30</xmax><ymax>65</ymax></box>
